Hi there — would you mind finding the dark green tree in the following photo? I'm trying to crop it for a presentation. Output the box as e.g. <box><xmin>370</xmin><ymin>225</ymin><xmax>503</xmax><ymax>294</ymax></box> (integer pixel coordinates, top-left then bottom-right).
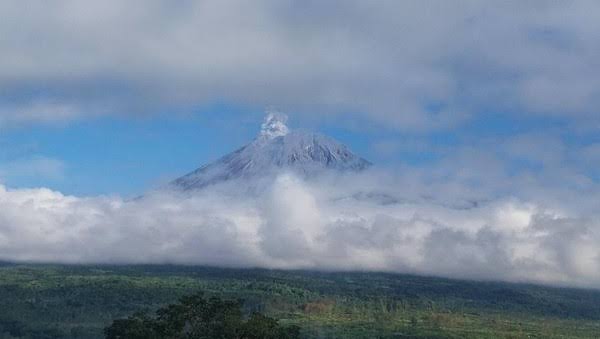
<box><xmin>104</xmin><ymin>312</ymin><xmax>159</xmax><ymax>339</ymax></box>
<box><xmin>104</xmin><ymin>293</ymin><xmax>300</xmax><ymax>339</ymax></box>
<box><xmin>239</xmin><ymin>313</ymin><xmax>300</xmax><ymax>339</ymax></box>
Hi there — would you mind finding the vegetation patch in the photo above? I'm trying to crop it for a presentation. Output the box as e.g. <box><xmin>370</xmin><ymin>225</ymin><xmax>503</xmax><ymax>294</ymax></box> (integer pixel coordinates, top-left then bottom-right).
<box><xmin>1</xmin><ymin>264</ymin><xmax>600</xmax><ymax>338</ymax></box>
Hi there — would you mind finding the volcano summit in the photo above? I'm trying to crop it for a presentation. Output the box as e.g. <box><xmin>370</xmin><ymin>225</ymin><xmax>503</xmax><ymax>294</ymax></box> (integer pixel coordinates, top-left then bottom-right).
<box><xmin>171</xmin><ymin>111</ymin><xmax>371</xmax><ymax>190</ymax></box>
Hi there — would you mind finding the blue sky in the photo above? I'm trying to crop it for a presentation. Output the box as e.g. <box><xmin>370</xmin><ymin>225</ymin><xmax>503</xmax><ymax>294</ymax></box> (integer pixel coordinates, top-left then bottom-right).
<box><xmin>1</xmin><ymin>104</ymin><xmax>382</xmax><ymax>195</ymax></box>
<box><xmin>0</xmin><ymin>105</ymin><xmax>261</xmax><ymax>195</ymax></box>
<box><xmin>0</xmin><ymin>101</ymin><xmax>591</xmax><ymax>197</ymax></box>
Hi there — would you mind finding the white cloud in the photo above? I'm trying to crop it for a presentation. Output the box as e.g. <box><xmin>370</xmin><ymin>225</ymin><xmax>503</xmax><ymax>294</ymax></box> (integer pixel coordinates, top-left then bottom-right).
<box><xmin>1</xmin><ymin>168</ymin><xmax>599</xmax><ymax>288</ymax></box>
<box><xmin>1</xmin><ymin>1</ymin><xmax>600</xmax><ymax>130</ymax></box>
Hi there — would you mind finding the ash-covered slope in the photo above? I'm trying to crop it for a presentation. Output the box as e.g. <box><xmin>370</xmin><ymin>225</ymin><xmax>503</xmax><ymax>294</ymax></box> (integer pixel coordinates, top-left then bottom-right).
<box><xmin>171</xmin><ymin>112</ymin><xmax>371</xmax><ymax>190</ymax></box>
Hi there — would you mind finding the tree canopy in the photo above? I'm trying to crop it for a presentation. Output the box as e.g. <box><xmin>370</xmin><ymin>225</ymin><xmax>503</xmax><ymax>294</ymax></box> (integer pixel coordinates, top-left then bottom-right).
<box><xmin>104</xmin><ymin>293</ymin><xmax>300</xmax><ymax>339</ymax></box>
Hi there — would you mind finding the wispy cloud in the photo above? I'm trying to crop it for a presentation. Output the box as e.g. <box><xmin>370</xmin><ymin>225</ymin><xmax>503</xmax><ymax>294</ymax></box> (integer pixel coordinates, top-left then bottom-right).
<box><xmin>0</xmin><ymin>101</ymin><xmax>80</xmax><ymax>128</ymax></box>
<box><xmin>0</xmin><ymin>156</ymin><xmax>66</xmax><ymax>183</ymax></box>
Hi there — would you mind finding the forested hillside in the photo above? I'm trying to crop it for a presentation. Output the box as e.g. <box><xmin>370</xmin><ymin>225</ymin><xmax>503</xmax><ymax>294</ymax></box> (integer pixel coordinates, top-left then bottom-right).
<box><xmin>1</xmin><ymin>263</ymin><xmax>599</xmax><ymax>338</ymax></box>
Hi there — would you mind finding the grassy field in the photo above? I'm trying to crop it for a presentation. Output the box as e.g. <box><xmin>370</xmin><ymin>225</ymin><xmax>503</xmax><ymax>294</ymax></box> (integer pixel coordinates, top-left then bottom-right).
<box><xmin>0</xmin><ymin>263</ymin><xmax>599</xmax><ymax>338</ymax></box>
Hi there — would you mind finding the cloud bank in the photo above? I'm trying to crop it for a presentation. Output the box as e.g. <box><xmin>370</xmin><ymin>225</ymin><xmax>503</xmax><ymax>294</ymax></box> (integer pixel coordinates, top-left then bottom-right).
<box><xmin>2</xmin><ymin>1</ymin><xmax>600</xmax><ymax>130</ymax></box>
<box><xmin>1</xmin><ymin>169</ymin><xmax>600</xmax><ymax>289</ymax></box>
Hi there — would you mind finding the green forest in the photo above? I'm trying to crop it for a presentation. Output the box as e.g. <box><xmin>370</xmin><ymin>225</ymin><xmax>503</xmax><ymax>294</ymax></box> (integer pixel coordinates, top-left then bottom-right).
<box><xmin>1</xmin><ymin>263</ymin><xmax>599</xmax><ymax>338</ymax></box>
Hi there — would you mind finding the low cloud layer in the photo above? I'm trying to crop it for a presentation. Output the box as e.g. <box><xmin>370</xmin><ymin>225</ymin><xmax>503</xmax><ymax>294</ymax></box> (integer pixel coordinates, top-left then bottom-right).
<box><xmin>1</xmin><ymin>169</ymin><xmax>600</xmax><ymax>289</ymax></box>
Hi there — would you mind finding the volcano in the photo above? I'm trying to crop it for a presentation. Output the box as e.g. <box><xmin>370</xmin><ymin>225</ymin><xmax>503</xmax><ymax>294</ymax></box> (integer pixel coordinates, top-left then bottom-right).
<box><xmin>171</xmin><ymin>111</ymin><xmax>371</xmax><ymax>190</ymax></box>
